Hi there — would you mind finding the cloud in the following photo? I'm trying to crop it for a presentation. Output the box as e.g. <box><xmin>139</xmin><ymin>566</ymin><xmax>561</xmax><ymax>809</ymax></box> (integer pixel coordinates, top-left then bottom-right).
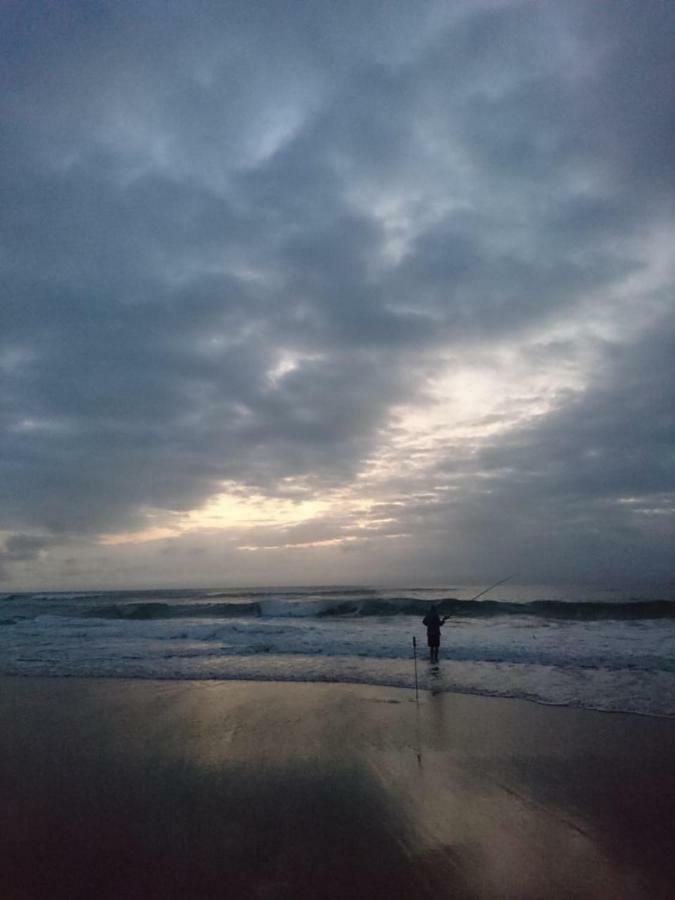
<box><xmin>0</xmin><ymin>533</ymin><xmax>55</xmax><ymax>580</ymax></box>
<box><xmin>352</xmin><ymin>313</ymin><xmax>675</xmax><ymax>581</ymax></box>
<box><xmin>1</xmin><ymin>1</ymin><xmax>674</xmax><ymax>585</ymax></box>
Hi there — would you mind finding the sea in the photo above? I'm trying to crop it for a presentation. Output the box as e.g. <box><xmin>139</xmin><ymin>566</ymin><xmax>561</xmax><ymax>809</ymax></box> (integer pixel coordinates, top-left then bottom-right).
<box><xmin>1</xmin><ymin>583</ymin><xmax>674</xmax><ymax>717</ymax></box>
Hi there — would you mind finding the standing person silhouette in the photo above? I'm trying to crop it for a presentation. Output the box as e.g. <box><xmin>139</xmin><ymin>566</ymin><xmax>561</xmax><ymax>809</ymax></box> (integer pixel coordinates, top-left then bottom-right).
<box><xmin>422</xmin><ymin>605</ymin><xmax>448</xmax><ymax>664</ymax></box>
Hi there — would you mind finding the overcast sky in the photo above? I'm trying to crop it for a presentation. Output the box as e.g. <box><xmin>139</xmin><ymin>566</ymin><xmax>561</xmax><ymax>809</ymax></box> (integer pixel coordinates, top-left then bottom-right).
<box><xmin>2</xmin><ymin>0</ymin><xmax>673</xmax><ymax>589</ymax></box>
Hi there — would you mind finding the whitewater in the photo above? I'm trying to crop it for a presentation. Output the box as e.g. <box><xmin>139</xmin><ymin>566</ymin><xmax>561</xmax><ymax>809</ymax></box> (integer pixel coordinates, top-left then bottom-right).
<box><xmin>1</xmin><ymin>584</ymin><xmax>674</xmax><ymax>717</ymax></box>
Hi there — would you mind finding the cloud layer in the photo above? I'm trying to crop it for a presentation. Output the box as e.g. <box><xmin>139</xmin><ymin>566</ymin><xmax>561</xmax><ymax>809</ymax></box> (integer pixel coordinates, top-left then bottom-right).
<box><xmin>2</xmin><ymin>0</ymin><xmax>673</xmax><ymax>586</ymax></box>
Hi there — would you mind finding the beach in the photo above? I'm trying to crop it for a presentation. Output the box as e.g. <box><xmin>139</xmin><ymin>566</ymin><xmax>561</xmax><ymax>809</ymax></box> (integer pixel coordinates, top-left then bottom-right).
<box><xmin>1</xmin><ymin>678</ymin><xmax>673</xmax><ymax>899</ymax></box>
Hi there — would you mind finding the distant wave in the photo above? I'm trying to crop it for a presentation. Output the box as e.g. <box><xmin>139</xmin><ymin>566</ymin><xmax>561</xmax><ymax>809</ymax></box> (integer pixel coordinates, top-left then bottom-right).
<box><xmin>206</xmin><ymin>587</ymin><xmax>379</xmax><ymax>599</ymax></box>
<box><xmin>83</xmin><ymin>602</ymin><xmax>262</xmax><ymax>620</ymax></box>
<box><xmin>351</xmin><ymin>597</ymin><xmax>675</xmax><ymax>620</ymax></box>
<box><xmin>78</xmin><ymin>597</ymin><xmax>675</xmax><ymax>621</ymax></box>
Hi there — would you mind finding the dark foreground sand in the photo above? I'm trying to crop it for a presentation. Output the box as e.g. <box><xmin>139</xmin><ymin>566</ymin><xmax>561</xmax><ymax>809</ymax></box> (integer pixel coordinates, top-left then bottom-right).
<box><xmin>1</xmin><ymin>678</ymin><xmax>673</xmax><ymax>899</ymax></box>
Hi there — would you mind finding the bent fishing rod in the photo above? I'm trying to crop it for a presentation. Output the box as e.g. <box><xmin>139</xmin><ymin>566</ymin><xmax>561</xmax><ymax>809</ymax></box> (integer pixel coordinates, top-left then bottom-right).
<box><xmin>466</xmin><ymin>575</ymin><xmax>514</xmax><ymax>602</ymax></box>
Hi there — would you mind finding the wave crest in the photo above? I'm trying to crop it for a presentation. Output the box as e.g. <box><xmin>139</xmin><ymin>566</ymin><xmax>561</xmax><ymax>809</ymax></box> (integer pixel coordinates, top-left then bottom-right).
<box><xmin>79</xmin><ymin>597</ymin><xmax>675</xmax><ymax>621</ymax></box>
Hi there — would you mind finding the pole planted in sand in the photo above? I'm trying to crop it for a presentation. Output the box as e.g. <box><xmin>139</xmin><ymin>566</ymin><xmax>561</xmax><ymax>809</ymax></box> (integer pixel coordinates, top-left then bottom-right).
<box><xmin>412</xmin><ymin>635</ymin><xmax>419</xmax><ymax>706</ymax></box>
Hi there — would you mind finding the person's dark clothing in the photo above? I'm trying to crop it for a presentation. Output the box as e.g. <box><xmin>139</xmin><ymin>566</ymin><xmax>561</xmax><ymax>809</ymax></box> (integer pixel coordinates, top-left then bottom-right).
<box><xmin>423</xmin><ymin>610</ymin><xmax>443</xmax><ymax>648</ymax></box>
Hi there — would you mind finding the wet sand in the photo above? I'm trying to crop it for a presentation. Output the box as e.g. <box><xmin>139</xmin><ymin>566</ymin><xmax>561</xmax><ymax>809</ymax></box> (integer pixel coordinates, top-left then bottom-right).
<box><xmin>1</xmin><ymin>677</ymin><xmax>673</xmax><ymax>899</ymax></box>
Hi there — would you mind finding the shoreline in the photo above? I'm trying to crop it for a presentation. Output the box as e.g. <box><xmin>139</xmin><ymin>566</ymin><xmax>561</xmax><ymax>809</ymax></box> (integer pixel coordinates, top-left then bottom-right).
<box><xmin>2</xmin><ymin>677</ymin><xmax>674</xmax><ymax>898</ymax></box>
<box><xmin>2</xmin><ymin>669</ymin><xmax>673</xmax><ymax>720</ymax></box>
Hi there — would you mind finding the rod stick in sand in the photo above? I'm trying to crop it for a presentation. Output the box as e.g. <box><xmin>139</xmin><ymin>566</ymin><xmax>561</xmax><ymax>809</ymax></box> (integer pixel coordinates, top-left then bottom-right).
<box><xmin>412</xmin><ymin>636</ymin><xmax>419</xmax><ymax>706</ymax></box>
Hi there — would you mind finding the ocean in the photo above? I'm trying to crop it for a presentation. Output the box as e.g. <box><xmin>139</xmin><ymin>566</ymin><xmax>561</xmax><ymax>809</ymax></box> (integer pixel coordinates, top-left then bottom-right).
<box><xmin>1</xmin><ymin>583</ymin><xmax>674</xmax><ymax>717</ymax></box>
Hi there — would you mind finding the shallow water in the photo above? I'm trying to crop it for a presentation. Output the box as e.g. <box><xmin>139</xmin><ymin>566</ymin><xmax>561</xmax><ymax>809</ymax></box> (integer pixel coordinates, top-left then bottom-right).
<box><xmin>2</xmin><ymin>584</ymin><xmax>674</xmax><ymax>716</ymax></box>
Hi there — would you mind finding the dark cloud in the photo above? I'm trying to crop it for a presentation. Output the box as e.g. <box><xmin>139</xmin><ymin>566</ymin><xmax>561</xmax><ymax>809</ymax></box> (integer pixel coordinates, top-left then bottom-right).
<box><xmin>367</xmin><ymin>315</ymin><xmax>675</xmax><ymax>581</ymax></box>
<box><xmin>0</xmin><ymin>534</ymin><xmax>55</xmax><ymax>580</ymax></box>
<box><xmin>1</xmin><ymin>1</ymin><xmax>673</xmax><ymax>584</ymax></box>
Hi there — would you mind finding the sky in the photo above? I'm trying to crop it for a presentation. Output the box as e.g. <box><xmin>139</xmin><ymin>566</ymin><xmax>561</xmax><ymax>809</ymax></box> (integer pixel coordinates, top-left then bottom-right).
<box><xmin>1</xmin><ymin>0</ymin><xmax>674</xmax><ymax>590</ymax></box>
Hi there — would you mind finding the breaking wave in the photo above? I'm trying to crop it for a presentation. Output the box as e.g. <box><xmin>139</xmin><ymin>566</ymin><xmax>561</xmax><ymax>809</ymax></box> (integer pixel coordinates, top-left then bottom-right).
<box><xmin>77</xmin><ymin>597</ymin><xmax>675</xmax><ymax>621</ymax></box>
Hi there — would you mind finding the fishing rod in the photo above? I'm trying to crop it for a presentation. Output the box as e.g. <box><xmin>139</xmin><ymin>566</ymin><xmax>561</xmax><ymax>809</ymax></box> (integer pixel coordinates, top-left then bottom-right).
<box><xmin>412</xmin><ymin>635</ymin><xmax>422</xmax><ymax>766</ymax></box>
<box><xmin>412</xmin><ymin>636</ymin><xmax>419</xmax><ymax>707</ymax></box>
<box><xmin>467</xmin><ymin>575</ymin><xmax>514</xmax><ymax>603</ymax></box>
